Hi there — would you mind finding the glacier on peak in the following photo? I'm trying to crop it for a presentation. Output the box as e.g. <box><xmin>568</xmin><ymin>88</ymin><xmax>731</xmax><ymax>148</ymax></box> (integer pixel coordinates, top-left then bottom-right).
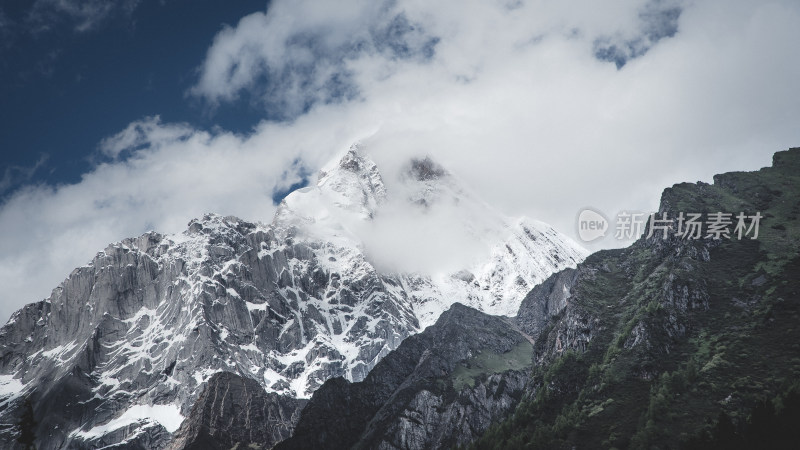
<box><xmin>0</xmin><ymin>143</ymin><xmax>586</xmax><ymax>449</ymax></box>
<box><xmin>275</xmin><ymin>144</ymin><xmax>588</xmax><ymax>321</ymax></box>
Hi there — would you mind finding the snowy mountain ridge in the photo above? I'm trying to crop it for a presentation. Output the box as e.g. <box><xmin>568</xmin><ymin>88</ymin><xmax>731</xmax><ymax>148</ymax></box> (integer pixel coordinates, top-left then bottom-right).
<box><xmin>0</xmin><ymin>144</ymin><xmax>586</xmax><ymax>449</ymax></box>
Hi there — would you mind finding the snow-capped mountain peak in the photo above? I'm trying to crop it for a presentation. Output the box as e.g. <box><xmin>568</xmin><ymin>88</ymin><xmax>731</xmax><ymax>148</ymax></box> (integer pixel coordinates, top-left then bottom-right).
<box><xmin>273</xmin><ymin>145</ymin><xmax>387</xmax><ymax>245</ymax></box>
<box><xmin>0</xmin><ymin>143</ymin><xmax>586</xmax><ymax>449</ymax></box>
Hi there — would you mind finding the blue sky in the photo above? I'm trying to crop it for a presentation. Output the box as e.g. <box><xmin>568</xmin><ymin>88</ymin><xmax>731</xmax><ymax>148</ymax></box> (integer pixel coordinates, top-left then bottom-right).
<box><xmin>1</xmin><ymin>0</ymin><xmax>799</xmax><ymax>321</ymax></box>
<box><xmin>1</xmin><ymin>0</ymin><xmax>266</xmax><ymax>192</ymax></box>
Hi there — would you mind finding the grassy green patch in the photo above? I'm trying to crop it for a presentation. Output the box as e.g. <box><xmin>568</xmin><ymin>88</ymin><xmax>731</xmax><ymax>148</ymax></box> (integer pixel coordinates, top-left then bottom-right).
<box><xmin>451</xmin><ymin>340</ymin><xmax>533</xmax><ymax>390</ymax></box>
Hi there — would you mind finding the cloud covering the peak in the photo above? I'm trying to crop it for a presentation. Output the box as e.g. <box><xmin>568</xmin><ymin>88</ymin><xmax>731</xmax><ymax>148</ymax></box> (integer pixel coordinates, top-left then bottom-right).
<box><xmin>1</xmin><ymin>0</ymin><xmax>800</xmax><ymax>320</ymax></box>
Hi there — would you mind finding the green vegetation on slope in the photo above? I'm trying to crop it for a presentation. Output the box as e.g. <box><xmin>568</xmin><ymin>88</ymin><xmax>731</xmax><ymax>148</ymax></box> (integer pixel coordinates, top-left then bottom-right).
<box><xmin>452</xmin><ymin>339</ymin><xmax>533</xmax><ymax>391</ymax></box>
<box><xmin>471</xmin><ymin>148</ymin><xmax>800</xmax><ymax>449</ymax></box>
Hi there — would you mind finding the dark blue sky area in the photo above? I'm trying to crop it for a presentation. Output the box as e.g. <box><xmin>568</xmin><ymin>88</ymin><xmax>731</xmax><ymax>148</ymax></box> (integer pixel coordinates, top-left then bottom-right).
<box><xmin>0</xmin><ymin>1</ymin><xmax>267</xmax><ymax>194</ymax></box>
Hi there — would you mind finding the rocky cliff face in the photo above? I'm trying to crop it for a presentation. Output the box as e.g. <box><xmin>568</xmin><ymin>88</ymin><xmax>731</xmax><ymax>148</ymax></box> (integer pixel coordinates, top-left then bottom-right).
<box><xmin>472</xmin><ymin>147</ymin><xmax>800</xmax><ymax>449</ymax></box>
<box><xmin>0</xmin><ymin>144</ymin><xmax>585</xmax><ymax>449</ymax></box>
<box><xmin>516</xmin><ymin>267</ymin><xmax>580</xmax><ymax>342</ymax></box>
<box><xmin>166</xmin><ymin>372</ymin><xmax>306</xmax><ymax>450</ymax></box>
<box><xmin>277</xmin><ymin>303</ymin><xmax>532</xmax><ymax>450</ymax></box>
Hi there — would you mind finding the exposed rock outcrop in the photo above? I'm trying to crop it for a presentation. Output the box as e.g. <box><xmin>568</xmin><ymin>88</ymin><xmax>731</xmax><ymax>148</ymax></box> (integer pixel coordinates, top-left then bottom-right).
<box><xmin>277</xmin><ymin>303</ymin><xmax>532</xmax><ymax>450</ymax></box>
<box><xmin>0</xmin><ymin>144</ymin><xmax>585</xmax><ymax>449</ymax></box>
<box><xmin>167</xmin><ymin>372</ymin><xmax>306</xmax><ymax>450</ymax></box>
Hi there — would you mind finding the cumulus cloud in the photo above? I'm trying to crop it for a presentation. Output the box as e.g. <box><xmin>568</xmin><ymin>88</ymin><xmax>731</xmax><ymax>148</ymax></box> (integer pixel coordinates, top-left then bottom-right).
<box><xmin>1</xmin><ymin>0</ymin><xmax>800</xmax><ymax>320</ymax></box>
<box><xmin>189</xmin><ymin>0</ymin><xmax>438</xmax><ymax>117</ymax></box>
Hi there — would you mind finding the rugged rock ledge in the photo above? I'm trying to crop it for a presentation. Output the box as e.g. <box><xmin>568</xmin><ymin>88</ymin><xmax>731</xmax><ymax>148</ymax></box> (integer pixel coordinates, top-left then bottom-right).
<box><xmin>277</xmin><ymin>303</ymin><xmax>532</xmax><ymax>450</ymax></box>
<box><xmin>167</xmin><ymin>372</ymin><xmax>306</xmax><ymax>450</ymax></box>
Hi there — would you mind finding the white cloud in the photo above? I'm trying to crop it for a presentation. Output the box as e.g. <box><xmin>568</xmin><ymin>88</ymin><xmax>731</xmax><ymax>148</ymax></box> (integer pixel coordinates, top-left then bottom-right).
<box><xmin>0</xmin><ymin>112</ymin><xmax>369</xmax><ymax>320</ymax></box>
<box><xmin>1</xmin><ymin>0</ymin><xmax>799</xmax><ymax>320</ymax></box>
<box><xmin>98</xmin><ymin>116</ymin><xmax>194</xmax><ymax>160</ymax></box>
<box><xmin>189</xmin><ymin>0</ymin><xmax>437</xmax><ymax>116</ymax></box>
<box><xmin>0</xmin><ymin>154</ymin><xmax>49</xmax><ymax>195</ymax></box>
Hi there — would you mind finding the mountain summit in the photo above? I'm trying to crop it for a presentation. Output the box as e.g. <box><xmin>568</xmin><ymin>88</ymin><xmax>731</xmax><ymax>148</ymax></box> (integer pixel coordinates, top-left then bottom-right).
<box><xmin>0</xmin><ymin>144</ymin><xmax>585</xmax><ymax>449</ymax></box>
<box><xmin>278</xmin><ymin>147</ymin><xmax>800</xmax><ymax>450</ymax></box>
